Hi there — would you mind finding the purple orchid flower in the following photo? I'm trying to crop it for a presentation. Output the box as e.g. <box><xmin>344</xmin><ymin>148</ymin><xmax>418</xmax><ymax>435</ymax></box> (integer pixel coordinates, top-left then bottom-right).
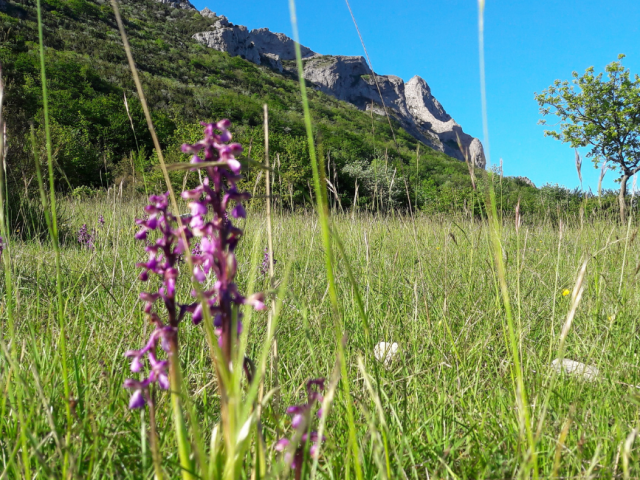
<box><xmin>276</xmin><ymin>379</ymin><xmax>326</xmax><ymax>478</ymax></box>
<box><xmin>260</xmin><ymin>247</ymin><xmax>277</xmax><ymax>276</ymax></box>
<box><xmin>77</xmin><ymin>224</ymin><xmax>96</xmax><ymax>250</ymax></box>
<box><xmin>179</xmin><ymin>120</ymin><xmax>265</xmax><ymax>363</ymax></box>
<box><xmin>124</xmin><ymin>119</ymin><xmax>265</xmax><ymax>409</ymax></box>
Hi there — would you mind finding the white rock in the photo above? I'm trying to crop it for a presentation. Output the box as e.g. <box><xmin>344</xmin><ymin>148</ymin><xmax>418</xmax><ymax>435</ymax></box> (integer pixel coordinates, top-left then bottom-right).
<box><xmin>259</xmin><ymin>53</ymin><xmax>283</xmax><ymax>73</ymax></box>
<box><xmin>551</xmin><ymin>359</ymin><xmax>599</xmax><ymax>382</ymax></box>
<box><xmin>374</xmin><ymin>342</ymin><xmax>399</xmax><ymax>369</ymax></box>
<box><xmin>250</xmin><ymin>28</ymin><xmax>314</xmax><ymax>60</ymax></box>
<box><xmin>405</xmin><ymin>76</ymin><xmax>486</xmax><ymax>168</ymax></box>
<box><xmin>192</xmin><ymin>20</ymin><xmax>314</xmax><ymax>67</ymax></box>
<box><xmin>515</xmin><ymin>176</ymin><xmax>536</xmax><ymax>187</ymax></box>
<box><xmin>200</xmin><ymin>7</ymin><xmax>216</xmax><ymax>18</ymax></box>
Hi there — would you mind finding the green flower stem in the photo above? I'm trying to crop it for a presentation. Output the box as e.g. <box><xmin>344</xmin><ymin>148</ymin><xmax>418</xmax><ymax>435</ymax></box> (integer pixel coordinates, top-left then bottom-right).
<box><xmin>148</xmin><ymin>389</ymin><xmax>164</xmax><ymax>480</ymax></box>
<box><xmin>169</xmin><ymin>340</ymin><xmax>195</xmax><ymax>479</ymax></box>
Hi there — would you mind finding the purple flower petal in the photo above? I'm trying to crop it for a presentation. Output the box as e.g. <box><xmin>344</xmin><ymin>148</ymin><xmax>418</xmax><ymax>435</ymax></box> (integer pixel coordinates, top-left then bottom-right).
<box><xmin>129</xmin><ymin>390</ymin><xmax>146</xmax><ymax>409</ymax></box>
<box><xmin>227</xmin><ymin>158</ymin><xmax>241</xmax><ymax>174</ymax></box>
<box><xmin>189</xmin><ymin>201</ymin><xmax>207</xmax><ymax>216</ymax></box>
<box><xmin>129</xmin><ymin>390</ymin><xmax>146</xmax><ymax>410</ymax></box>
<box><xmin>157</xmin><ymin>373</ymin><xmax>170</xmax><ymax>390</ymax></box>
<box><xmin>231</xmin><ymin>203</ymin><xmax>246</xmax><ymax>219</ymax></box>
<box><xmin>274</xmin><ymin>438</ymin><xmax>290</xmax><ymax>452</ymax></box>
<box><xmin>130</xmin><ymin>356</ymin><xmax>143</xmax><ymax>373</ymax></box>
<box><xmin>291</xmin><ymin>413</ymin><xmax>304</xmax><ymax>429</ymax></box>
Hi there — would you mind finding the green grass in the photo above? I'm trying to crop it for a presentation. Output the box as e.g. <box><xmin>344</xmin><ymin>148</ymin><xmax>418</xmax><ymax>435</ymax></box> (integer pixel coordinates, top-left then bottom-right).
<box><xmin>2</xmin><ymin>195</ymin><xmax>640</xmax><ymax>478</ymax></box>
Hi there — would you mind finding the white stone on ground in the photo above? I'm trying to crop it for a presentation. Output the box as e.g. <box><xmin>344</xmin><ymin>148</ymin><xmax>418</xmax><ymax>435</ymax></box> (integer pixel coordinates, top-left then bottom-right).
<box><xmin>551</xmin><ymin>358</ymin><xmax>599</xmax><ymax>382</ymax></box>
<box><xmin>374</xmin><ymin>342</ymin><xmax>399</xmax><ymax>369</ymax></box>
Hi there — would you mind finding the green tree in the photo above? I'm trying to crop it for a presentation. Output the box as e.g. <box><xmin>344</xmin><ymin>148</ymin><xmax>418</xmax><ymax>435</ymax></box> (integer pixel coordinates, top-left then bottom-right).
<box><xmin>535</xmin><ymin>54</ymin><xmax>640</xmax><ymax>222</ymax></box>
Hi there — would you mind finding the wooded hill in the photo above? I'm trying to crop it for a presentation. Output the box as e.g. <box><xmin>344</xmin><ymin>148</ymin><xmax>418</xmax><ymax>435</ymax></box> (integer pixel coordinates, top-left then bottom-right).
<box><xmin>0</xmin><ymin>0</ymin><xmax>609</xmax><ymax>217</ymax></box>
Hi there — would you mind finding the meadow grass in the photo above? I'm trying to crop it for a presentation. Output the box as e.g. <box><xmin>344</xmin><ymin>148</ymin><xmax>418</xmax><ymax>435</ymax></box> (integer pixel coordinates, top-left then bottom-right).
<box><xmin>2</xmin><ymin>193</ymin><xmax>640</xmax><ymax>478</ymax></box>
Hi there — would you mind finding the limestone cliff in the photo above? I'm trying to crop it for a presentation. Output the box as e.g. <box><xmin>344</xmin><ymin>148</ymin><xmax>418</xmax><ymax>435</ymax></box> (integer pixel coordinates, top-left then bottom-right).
<box><xmin>191</xmin><ymin>13</ymin><xmax>485</xmax><ymax>167</ymax></box>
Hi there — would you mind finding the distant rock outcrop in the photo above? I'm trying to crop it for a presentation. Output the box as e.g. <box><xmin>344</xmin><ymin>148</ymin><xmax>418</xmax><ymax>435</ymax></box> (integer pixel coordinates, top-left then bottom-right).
<box><xmin>200</xmin><ymin>7</ymin><xmax>216</xmax><ymax>18</ymax></box>
<box><xmin>153</xmin><ymin>0</ymin><xmax>195</xmax><ymax>10</ymax></box>
<box><xmin>405</xmin><ymin>76</ymin><xmax>484</xmax><ymax>166</ymax></box>
<box><xmin>192</xmin><ymin>17</ymin><xmax>316</xmax><ymax>70</ymax></box>
<box><xmin>515</xmin><ymin>176</ymin><xmax>536</xmax><ymax>187</ymax></box>
<box><xmin>193</xmin><ymin>17</ymin><xmax>260</xmax><ymax>64</ymax></box>
<box><xmin>301</xmin><ymin>55</ymin><xmax>372</xmax><ymax>105</ymax></box>
<box><xmin>192</xmin><ymin>13</ymin><xmax>486</xmax><ymax>167</ymax></box>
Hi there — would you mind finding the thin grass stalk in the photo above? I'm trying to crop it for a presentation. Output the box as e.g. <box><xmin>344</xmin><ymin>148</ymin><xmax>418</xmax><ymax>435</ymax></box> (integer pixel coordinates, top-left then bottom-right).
<box><xmin>288</xmin><ymin>2</ymin><xmax>363</xmax><ymax>478</ymax></box>
<box><xmin>0</xmin><ymin>363</ymin><xmax>22</xmax><ymax>478</ymax></box>
<box><xmin>0</xmin><ymin>64</ymin><xmax>31</xmax><ymax>480</ymax></box>
<box><xmin>123</xmin><ymin>93</ymin><xmax>148</xmax><ymax>195</ymax></box>
<box><xmin>251</xmin><ymin>105</ymin><xmax>276</xmax><ymax>480</ymax></box>
<box><xmin>477</xmin><ymin>1</ymin><xmax>537</xmax><ymax>475</ymax></box>
<box><xmin>148</xmin><ymin>388</ymin><xmax>164</xmax><ymax>480</ymax></box>
<box><xmin>227</xmin><ymin>230</ymin><xmax>264</xmax><ymax>478</ymax></box>
<box><xmin>310</xmin><ymin>358</ymin><xmax>342</xmax><ymax>480</ymax></box>
<box><xmin>534</xmin><ymin>260</ymin><xmax>588</xmax><ymax>449</ymax></box>
<box><xmin>34</xmin><ymin>3</ymin><xmax>73</xmax><ymax>474</ymax></box>
<box><xmin>108</xmin><ymin>1</ymin><xmax>195</xmax><ymax>476</ymax></box>
<box><xmin>263</xmin><ymin>104</ymin><xmax>278</xmax><ymax>406</ymax></box>
<box><xmin>240</xmin><ymin>263</ymin><xmax>290</xmax><ymax>417</ymax></box>
<box><xmin>515</xmin><ymin>209</ymin><xmax>522</xmax><ymax>354</ymax></box>
<box><xmin>415</xmin><ymin>145</ymin><xmax>419</xmax><ymax>209</ymax></box>
<box><xmin>548</xmin><ymin>221</ymin><xmax>564</xmax><ymax>363</ymax></box>
<box><xmin>355</xmin><ymin>358</ymin><xmax>393</xmax><ymax>478</ymax></box>
<box><xmin>489</xmin><ymin>185</ymin><xmax>536</xmax><ymax>468</ymax></box>
<box><xmin>343</xmin><ymin>0</ymin><xmax>398</xmax><ymax>150</ymax></box>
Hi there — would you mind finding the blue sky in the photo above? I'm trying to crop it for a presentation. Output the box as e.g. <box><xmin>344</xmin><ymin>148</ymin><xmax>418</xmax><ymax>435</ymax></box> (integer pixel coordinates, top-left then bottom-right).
<box><xmin>190</xmin><ymin>0</ymin><xmax>640</xmax><ymax>191</ymax></box>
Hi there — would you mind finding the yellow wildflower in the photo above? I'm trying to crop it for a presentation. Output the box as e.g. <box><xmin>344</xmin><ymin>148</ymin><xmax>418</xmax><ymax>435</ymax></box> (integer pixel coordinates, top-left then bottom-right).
<box><xmin>562</xmin><ymin>289</ymin><xmax>570</xmax><ymax>297</ymax></box>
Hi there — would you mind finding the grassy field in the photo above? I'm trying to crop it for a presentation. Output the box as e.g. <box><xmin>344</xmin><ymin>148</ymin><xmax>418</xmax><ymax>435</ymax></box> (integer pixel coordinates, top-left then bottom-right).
<box><xmin>2</xmin><ymin>193</ymin><xmax>640</xmax><ymax>479</ymax></box>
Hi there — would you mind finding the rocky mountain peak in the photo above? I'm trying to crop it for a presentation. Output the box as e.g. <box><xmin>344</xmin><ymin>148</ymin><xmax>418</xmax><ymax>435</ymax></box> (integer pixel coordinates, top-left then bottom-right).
<box><xmin>200</xmin><ymin>7</ymin><xmax>216</xmax><ymax>18</ymax></box>
<box><xmin>406</xmin><ymin>76</ymin><xmax>452</xmax><ymax>124</ymax></box>
<box><xmin>190</xmin><ymin>10</ymin><xmax>485</xmax><ymax>168</ymax></box>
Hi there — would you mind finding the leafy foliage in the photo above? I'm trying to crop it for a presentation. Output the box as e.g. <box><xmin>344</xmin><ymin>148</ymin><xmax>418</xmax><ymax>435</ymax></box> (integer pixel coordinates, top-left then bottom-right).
<box><xmin>536</xmin><ymin>55</ymin><xmax>640</xmax><ymax>176</ymax></box>
<box><xmin>535</xmin><ymin>55</ymin><xmax>640</xmax><ymax>220</ymax></box>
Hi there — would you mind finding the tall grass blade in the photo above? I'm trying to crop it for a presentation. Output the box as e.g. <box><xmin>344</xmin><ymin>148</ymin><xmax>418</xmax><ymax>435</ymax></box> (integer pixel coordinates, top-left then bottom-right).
<box><xmin>34</xmin><ymin>1</ymin><xmax>73</xmax><ymax>473</ymax></box>
<box><xmin>0</xmin><ymin>61</ymin><xmax>31</xmax><ymax>480</ymax></box>
<box><xmin>477</xmin><ymin>1</ymin><xmax>537</xmax><ymax>475</ymax></box>
<box><xmin>288</xmin><ymin>1</ymin><xmax>363</xmax><ymax>478</ymax></box>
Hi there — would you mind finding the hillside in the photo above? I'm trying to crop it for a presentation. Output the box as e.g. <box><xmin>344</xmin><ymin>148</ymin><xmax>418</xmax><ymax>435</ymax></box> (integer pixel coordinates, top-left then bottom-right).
<box><xmin>0</xmin><ymin>0</ymin><xmax>588</xmax><ymax>217</ymax></box>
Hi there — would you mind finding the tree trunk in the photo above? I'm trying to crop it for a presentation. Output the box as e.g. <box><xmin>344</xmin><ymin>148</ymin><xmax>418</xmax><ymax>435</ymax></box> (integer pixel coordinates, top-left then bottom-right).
<box><xmin>619</xmin><ymin>174</ymin><xmax>629</xmax><ymax>224</ymax></box>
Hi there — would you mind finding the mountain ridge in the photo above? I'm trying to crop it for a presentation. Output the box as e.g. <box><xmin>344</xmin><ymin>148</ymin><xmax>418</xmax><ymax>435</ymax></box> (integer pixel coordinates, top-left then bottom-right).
<box><xmin>189</xmin><ymin>9</ymin><xmax>486</xmax><ymax>168</ymax></box>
